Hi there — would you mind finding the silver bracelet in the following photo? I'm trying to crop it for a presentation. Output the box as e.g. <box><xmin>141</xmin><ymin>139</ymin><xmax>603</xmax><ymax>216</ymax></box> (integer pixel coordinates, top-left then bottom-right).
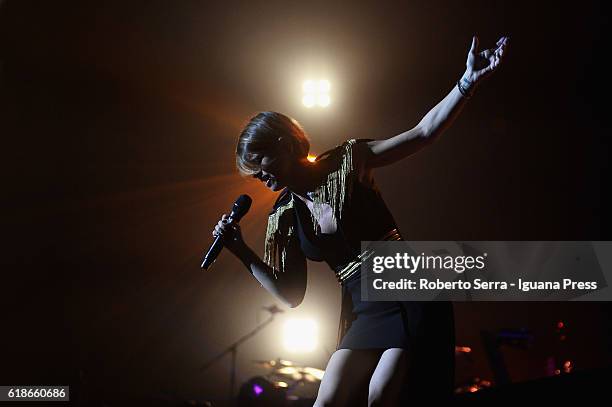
<box><xmin>457</xmin><ymin>77</ymin><xmax>475</xmax><ymax>99</ymax></box>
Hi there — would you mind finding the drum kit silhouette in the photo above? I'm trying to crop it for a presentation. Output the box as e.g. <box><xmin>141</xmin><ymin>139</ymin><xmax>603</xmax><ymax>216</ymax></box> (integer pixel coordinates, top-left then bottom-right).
<box><xmin>252</xmin><ymin>358</ymin><xmax>325</xmax><ymax>384</ymax></box>
<box><xmin>247</xmin><ymin>357</ymin><xmax>325</xmax><ymax>402</ymax></box>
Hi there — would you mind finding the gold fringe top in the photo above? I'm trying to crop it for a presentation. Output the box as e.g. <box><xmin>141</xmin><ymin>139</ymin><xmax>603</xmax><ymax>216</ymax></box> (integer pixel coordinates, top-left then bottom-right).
<box><xmin>262</xmin><ymin>192</ymin><xmax>297</xmax><ymax>280</ymax></box>
<box><xmin>263</xmin><ymin>138</ymin><xmax>361</xmax><ymax>278</ymax></box>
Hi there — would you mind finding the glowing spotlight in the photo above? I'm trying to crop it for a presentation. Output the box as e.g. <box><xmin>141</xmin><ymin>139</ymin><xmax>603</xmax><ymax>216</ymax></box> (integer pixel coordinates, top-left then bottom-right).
<box><xmin>302</xmin><ymin>79</ymin><xmax>331</xmax><ymax>108</ymax></box>
<box><xmin>306</xmin><ymin>154</ymin><xmax>317</xmax><ymax>162</ymax></box>
<box><xmin>303</xmin><ymin>80</ymin><xmax>316</xmax><ymax>93</ymax></box>
<box><xmin>302</xmin><ymin>94</ymin><xmax>316</xmax><ymax>108</ymax></box>
<box><xmin>317</xmin><ymin>93</ymin><xmax>331</xmax><ymax>107</ymax></box>
<box><xmin>318</xmin><ymin>79</ymin><xmax>330</xmax><ymax>92</ymax></box>
<box><xmin>283</xmin><ymin>318</ymin><xmax>318</xmax><ymax>352</ymax></box>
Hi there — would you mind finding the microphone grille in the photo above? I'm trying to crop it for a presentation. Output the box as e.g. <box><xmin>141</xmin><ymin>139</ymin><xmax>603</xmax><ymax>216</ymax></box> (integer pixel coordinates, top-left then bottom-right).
<box><xmin>233</xmin><ymin>194</ymin><xmax>252</xmax><ymax>218</ymax></box>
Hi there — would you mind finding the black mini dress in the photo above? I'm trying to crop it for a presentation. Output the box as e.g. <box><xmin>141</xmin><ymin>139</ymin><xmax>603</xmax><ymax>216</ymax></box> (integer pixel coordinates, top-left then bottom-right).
<box><xmin>291</xmin><ymin>189</ymin><xmax>456</xmax><ymax>397</ymax></box>
<box><xmin>267</xmin><ymin>139</ymin><xmax>456</xmax><ymax>398</ymax></box>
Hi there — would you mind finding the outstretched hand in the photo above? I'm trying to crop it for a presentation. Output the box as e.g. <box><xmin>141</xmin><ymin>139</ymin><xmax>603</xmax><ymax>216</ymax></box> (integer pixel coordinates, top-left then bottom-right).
<box><xmin>464</xmin><ymin>35</ymin><xmax>509</xmax><ymax>84</ymax></box>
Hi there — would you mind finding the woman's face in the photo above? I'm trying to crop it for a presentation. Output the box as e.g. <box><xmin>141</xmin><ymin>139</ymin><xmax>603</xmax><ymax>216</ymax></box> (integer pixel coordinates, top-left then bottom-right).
<box><xmin>252</xmin><ymin>153</ymin><xmax>292</xmax><ymax>191</ymax></box>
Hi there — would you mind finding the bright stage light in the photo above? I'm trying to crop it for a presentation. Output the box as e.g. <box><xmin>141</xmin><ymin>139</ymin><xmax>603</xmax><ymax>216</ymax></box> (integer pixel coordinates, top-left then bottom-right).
<box><xmin>303</xmin><ymin>80</ymin><xmax>316</xmax><ymax>93</ymax></box>
<box><xmin>306</xmin><ymin>154</ymin><xmax>317</xmax><ymax>162</ymax></box>
<box><xmin>318</xmin><ymin>80</ymin><xmax>330</xmax><ymax>92</ymax></box>
<box><xmin>302</xmin><ymin>94</ymin><xmax>316</xmax><ymax>108</ymax></box>
<box><xmin>302</xmin><ymin>79</ymin><xmax>331</xmax><ymax>108</ymax></box>
<box><xmin>283</xmin><ymin>318</ymin><xmax>318</xmax><ymax>352</ymax></box>
<box><xmin>317</xmin><ymin>94</ymin><xmax>330</xmax><ymax>107</ymax></box>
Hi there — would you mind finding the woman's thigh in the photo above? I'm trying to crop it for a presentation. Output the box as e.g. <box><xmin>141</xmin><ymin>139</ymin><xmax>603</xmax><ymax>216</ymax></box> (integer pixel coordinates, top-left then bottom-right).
<box><xmin>368</xmin><ymin>348</ymin><xmax>411</xmax><ymax>406</ymax></box>
<box><xmin>314</xmin><ymin>348</ymin><xmax>383</xmax><ymax>407</ymax></box>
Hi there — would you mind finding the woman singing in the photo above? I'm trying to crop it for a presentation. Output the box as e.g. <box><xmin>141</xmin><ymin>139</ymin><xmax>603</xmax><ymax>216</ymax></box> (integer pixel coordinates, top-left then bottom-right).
<box><xmin>212</xmin><ymin>35</ymin><xmax>508</xmax><ymax>405</ymax></box>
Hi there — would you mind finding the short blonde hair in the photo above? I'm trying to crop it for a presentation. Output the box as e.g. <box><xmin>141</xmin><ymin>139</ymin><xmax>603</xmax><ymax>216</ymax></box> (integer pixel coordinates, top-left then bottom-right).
<box><xmin>236</xmin><ymin>111</ymin><xmax>310</xmax><ymax>177</ymax></box>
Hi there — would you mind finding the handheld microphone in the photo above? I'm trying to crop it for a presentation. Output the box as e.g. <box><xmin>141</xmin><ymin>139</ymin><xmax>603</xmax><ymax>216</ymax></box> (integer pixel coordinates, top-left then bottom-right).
<box><xmin>201</xmin><ymin>194</ymin><xmax>252</xmax><ymax>270</ymax></box>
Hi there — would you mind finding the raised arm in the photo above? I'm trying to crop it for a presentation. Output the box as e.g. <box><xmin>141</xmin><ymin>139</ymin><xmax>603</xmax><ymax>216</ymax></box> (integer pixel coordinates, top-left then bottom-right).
<box><xmin>364</xmin><ymin>35</ymin><xmax>509</xmax><ymax>169</ymax></box>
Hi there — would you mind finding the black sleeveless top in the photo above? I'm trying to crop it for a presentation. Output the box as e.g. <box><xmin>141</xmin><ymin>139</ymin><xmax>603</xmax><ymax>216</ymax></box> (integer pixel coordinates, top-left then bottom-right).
<box><xmin>269</xmin><ymin>138</ymin><xmax>402</xmax><ymax>273</ymax></box>
<box><xmin>267</xmin><ymin>139</ymin><xmax>404</xmax><ymax>347</ymax></box>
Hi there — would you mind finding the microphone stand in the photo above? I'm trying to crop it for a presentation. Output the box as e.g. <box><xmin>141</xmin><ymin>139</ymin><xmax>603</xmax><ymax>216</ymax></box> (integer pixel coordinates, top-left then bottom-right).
<box><xmin>198</xmin><ymin>306</ymin><xmax>283</xmax><ymax>400</ymax></box>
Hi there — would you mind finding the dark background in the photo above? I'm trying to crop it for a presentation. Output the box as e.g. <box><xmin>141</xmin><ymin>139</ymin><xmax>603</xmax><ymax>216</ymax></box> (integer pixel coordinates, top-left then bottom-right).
<box><xmin>1</xmin><ymin>0</ymin><xmax>611</xmax><ymax>404</ymax></box>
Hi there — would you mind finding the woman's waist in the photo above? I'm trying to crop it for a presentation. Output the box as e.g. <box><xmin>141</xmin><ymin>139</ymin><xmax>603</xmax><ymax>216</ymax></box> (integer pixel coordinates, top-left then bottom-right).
<box><xmin>333</xmin><ymin>227</ymin><xmax>403</xmax><ymax>285</ymax></box>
